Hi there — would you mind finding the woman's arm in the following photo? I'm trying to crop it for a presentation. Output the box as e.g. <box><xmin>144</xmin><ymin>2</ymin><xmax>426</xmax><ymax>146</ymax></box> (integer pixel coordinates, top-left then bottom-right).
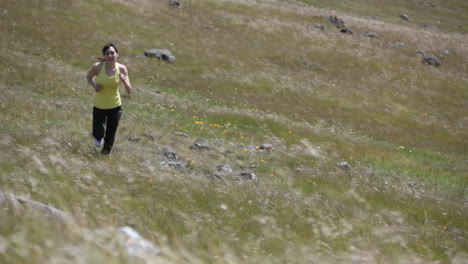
<box><xmin>86</xmin><ymin>62</ymin><xmax>102</xmax><ymax>92</ymax></box>
<box><xmin>119</xmin><ymin>64</ymin><xmax>132</xmax><ymax>94</ymax></box>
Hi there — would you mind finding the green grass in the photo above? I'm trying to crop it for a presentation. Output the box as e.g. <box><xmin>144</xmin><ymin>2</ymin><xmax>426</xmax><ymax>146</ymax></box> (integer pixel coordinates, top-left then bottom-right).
<box><xmin>0</xmin><ymin>0</ymin><xmax>467</xmax><ymax>263</ymax></box>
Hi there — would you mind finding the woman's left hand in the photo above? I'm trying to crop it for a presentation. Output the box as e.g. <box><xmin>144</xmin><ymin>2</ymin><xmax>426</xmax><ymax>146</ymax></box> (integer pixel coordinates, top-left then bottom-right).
<box><xmin>119</xmin><ymin>73</ymin><xmax>126</xmax><ymax>81</ymax></box>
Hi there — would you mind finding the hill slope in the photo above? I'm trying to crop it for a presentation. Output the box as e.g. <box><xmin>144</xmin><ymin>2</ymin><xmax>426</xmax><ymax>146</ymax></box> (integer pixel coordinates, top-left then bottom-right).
<box><xmin>0</xmin><ymin>0</ymin><xmax>467</xmax><ymax>263</ymax></box>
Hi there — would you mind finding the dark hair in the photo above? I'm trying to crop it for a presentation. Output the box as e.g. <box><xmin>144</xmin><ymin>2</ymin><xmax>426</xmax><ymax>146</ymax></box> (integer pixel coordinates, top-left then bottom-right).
<box><xmin>102</xmin><ymin>43</ymin><xmax>118</xmax><ymax>55</ymax></box>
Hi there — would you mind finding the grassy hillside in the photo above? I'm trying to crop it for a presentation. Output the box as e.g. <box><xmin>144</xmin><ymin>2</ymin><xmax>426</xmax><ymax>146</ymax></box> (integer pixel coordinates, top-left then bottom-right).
<box><xmin>0</xmin><ymin>0</ymin><xmax>467</xmax><ymax>263</ymax></box>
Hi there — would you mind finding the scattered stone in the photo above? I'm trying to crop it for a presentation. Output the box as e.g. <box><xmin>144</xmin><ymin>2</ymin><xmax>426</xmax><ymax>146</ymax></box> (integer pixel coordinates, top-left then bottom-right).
<box><xmin>190</xmin><ymin>138</ymin><xmax>211</xmax><ymax>150</ymax></box>
<box><xmin>362</xmin><ymin>32</ymin><xmax>378</xmax><ymax>38</ymax></box>
<box><xmin>239</xmin><ymin>172</ymin><xmax>257</xmax><ymax>181</ymax></box>
<box><xmin>142</xmin><ymin>133</ymin><xmax>155</xmax><ymax>140</ymax></box>
<box><xmin>364</xmin><ymin>167</ymin><xmax>376</xmax><ymax>177</ymax></box>
<box><xmin>399</xmin><ymin>13</ymin><xmax>412</xmax><ymax>22</ymax></box>
<box><xmin>259</xmin><ymin>144</ymin><xmax>274</xmax><ymax>151</ymax></box>
<box><xmin>314</xmin><ymin>24</ymin><xmax>325</xmax><ymax>31</ymax></box>
<box><xmin>163</xmin><ymin>148</ymin><xmax>178</xmax><ymax>160</ymax></box>
<box><xmin>303</xmin><ymin>62</ymin><xmax>326</xmax><ymax>72</ymax></box>
<box><xmin>416</xmin><ymin>50</ymin><xmax>441</xmax><ymax>67</ymax></box>
<box><xmin>384</xmin><ymin>41</ymin><xmax>406</xmax><ymax>49</ymax></box>
<box><xmin>127</xmin><ymin>137</ymin><xmax>141</xmax><ymax>142</ymax></box>
<box><xmin>169</xmin><ymin>0</ymin><xmax>181</xmax><ymax>8</ymax></box>
<box><xmin>406</xmin><ymin>182</ymin><xmax>417</xmax><ymax>188</ymax></box>
<box><xmin>144</xmin><ymin>49</ymin><xmax>176</xmax><ymax>63</ymax></box>
<box><xmin>174</xmin><ymin>131</ymin><xmax>188</xmax><ymax>137</ymax></box>
<box><xmin>328</xmin><ymin>15</ymin><xmax>345</xmax><ymax>28</ymax></box>
<box><xmin>449</xmin><ymin>228</ymin><xmax>465</xmax><ymax>242</ymax></box>
<box><xmin>216</xmin><ymin>164</ymin><xmax>233</xmax><ymax>173</ymax></box>
<box><xmin>340</xmin><ymin>28</ymin><xmax>353</xmax><ymax>35</ymax></box>
<box><xmin>419</xmin><ymin>2</ymin><xmax>436</xmax><ymax>8</ymax></box>
<box><xmin>337</xmin><ymin>162</ymin><xmax>352</xmax><ymax>170</ymax></box>
<box><xmin>160</xmin><ymin>161</ymin><xmax>185</xmax><ymax>170</ymax></box>
<box><xmin>208</xmin><ymin>174</ymin><xmax>224</xmax><ymax>180</ymax></box>
<box><xmin>440</xmin><ymin>50</ymin><xmax>453</xmax><ymax>57</ymax></box>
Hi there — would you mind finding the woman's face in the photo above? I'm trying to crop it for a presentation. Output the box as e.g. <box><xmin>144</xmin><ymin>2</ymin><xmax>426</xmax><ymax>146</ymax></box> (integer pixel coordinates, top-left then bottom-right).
<box><xmin>104</xmin><ymin>46</ymin><xmax>118</xmax><ymax>62</ymax></box>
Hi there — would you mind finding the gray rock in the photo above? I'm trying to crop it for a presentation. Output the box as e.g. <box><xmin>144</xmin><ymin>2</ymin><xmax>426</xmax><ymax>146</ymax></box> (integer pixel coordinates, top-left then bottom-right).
<box><xmin>118</xmin><ymin>226</ymin><xmax>160</xmax><ymax>259</ymax></box>
<box><xmin>328</xmin><ymin>16</ymin><xmax>345</xmax><ymax>28</ymax></box>
<box><xmin>240</xmin><ymin>172</ymin><xmax>257</xmax><ymax>181</ymax></box>
<box><xmin>362</xmin><ymin>32</ymin><xmax>378</xmax><ymax>38</ymax></box>
<box><xmin>0</xmin><ymin>190</ymin><xmax>66</xmax><ymax>221</ymax></box>
<box><xmin>399</xmin><ymin>13</ymin><xmax>412</xmax><ymax>22</ymax></box>
<box><xmin>208</xmin><ymin>174</ymin><xmax>224</xmax><ymax>180</ymax></box>
<box><xmin>340</xmin><ymin>28</ymin><xmax>353</xmax><ymax>35</ymax></box>
<box><xmin>440</xmin><ymin>50</ymin><xmax>453</xmax><ymax>57</ymax></box>
<box><xmin>144</xmin><ymin>49</ymin><xmax>176</xmax><ymax>63</ymax></box>
<box><xmin>174</xmin><ymin>131</ymin><xmax>188</xmax><ymax>137</ymax></box>
<box><xmin>217</xmin><ymin>164</ymin><xmax>233</xmax><ymax>173</ymax></box>
<box><xmin>169</xmin><ymin>0</ymin><xmax>181</xmax><ymax>8</ymax></box>
<box><xmin>419</xmin><ymin>2</ymin><xmax>436</xmax><ymax>8</ymax></box>
<box><xmin>127</xmin><ymin>136</ymin><xmax>141</xmax><ymax>142</ymax></box>
<box><xmin>92</xmin><ymin>226</ymin><xmax>161</xmax><ymax>261</ymax></box>
<box><xmin>416</xmin><ymin>50</ymin><xmax>441</xmax><ymax>67</ymax></box>
<box><xmin>314</xmin><ymin>24</ymin><xmax>325</xmax><ymax>31</ymax></box>
<box><xmin>303</xmin><ymin>62</ymin><xmax>326</xmax><ymax>72</ymax></box>
<box><xmin>190</xmin><ymin>138</ymin><xmax>211</xmax><ymax>150</ymax></box>
<box><xmin>142</xmin><ymin>133</ymin><xmax>155</xmax><ymax>140</ymax></box>
<box><xmin>160</xmin><ymin>161</ymin><xmax>185</xmax><ymax>170</ymax></box>
<box><xmin>337</xmin><ymin>162</ymin><xmax>352</xmax><ymax>170</ymax></box>
<box><xmin>163</xmin><ymin>148</ymin><xmax>179</xmax><ymax>160</ymax></box>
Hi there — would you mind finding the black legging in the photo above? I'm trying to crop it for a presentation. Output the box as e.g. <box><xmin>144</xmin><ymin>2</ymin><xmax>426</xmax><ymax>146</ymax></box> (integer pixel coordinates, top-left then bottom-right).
<box><xmin>93</xmin><ymin>105</ymin><xmax>122</xmax><ymax>151</ymax></box>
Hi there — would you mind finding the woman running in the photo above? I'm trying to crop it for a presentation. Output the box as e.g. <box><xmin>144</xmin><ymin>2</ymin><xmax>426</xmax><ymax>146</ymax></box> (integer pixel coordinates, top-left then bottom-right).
<box><xmin>86</xmin><ymin>43</ymin><xmax>132</xmax><ymax>155</ymax></box>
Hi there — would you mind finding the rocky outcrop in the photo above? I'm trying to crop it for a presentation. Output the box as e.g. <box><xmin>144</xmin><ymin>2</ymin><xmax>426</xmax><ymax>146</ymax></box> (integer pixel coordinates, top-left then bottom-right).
<box><xmin>0</xmin><ymin>190</ymin><xmax>66</xmax><ymax>221</ymax></box>
<box><xmin>0</xmin><ymin>190</ymin><xmax>161</xmax><ymax>261</ymax></box>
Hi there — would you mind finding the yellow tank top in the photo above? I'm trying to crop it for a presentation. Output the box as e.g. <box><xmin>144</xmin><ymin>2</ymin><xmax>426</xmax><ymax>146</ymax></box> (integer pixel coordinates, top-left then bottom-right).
<box><xmin>94</xmin><ymin>62</ymin><xmax>121</xmax><ymax>109</ymax></box>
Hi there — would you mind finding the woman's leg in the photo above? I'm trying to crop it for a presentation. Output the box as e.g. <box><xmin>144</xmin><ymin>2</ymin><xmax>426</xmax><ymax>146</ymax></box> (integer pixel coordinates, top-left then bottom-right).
<box><xmin>102</xmin><ymin>106</ymin><xmax>122</xmax><ymax>154</ymax></box>
<box><xmin>92</xmin><ymin>107</ymin><xmax>106</xmax><ymax>142</ymax></box>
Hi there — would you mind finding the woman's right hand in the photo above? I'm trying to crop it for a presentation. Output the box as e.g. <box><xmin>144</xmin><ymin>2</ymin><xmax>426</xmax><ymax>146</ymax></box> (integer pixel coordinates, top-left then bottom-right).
<box><xmin>94</xmin><ymin>83</ymin><xmax>102</xmax><ymax>92</ymax></box>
